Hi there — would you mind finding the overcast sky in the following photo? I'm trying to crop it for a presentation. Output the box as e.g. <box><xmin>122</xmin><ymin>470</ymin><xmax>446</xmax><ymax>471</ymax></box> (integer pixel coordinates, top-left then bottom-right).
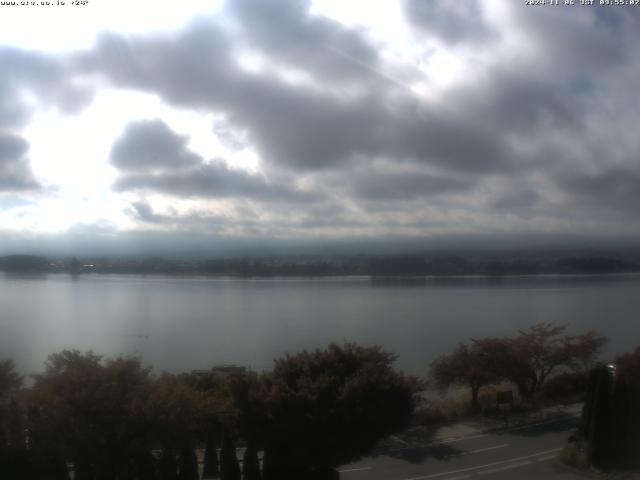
<box><xmin>1</xmin><ymin>0</ymin><xmax>639</xmax><ymax>256</ymax></box>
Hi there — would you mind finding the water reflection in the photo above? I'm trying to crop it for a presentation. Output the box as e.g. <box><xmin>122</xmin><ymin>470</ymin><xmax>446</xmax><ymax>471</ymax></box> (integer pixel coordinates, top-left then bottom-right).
<box><xmin>1</xmin><ymin>273</ymin><xmax>639</xmax><ymax>376</ymax></box>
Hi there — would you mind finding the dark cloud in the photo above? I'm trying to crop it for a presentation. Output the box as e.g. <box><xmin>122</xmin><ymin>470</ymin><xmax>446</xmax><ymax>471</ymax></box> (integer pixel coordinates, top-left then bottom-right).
<box><xmin>115</xmin><ymin>162</ymin><xmax>320</xmax><ymax>203</ymax></box>
<box><xmin>562</xmin><ymin>166</ymin><xmax>640</xmax><ymax>213</ymax></box>
<box><xmin>345</xmin><ymin>169</ymin><xmax>471</xmax><ymax>201</ymax></box>
<box><xmin>405</xmin><ymin>0</ymin><xmax>496</xmax><ymax>45</ymax></box>
<box><xmin>227</xmin><ymin>81</ymin><xmax>512</xmax><ymax>172</ymax></box>
<box><xmin>510</xmin><ymin>5</ymin><xmax>628</xmax><ymax>76</ymax></box>
<box><xmin>127</xmin><ymin>201</ymin><xmax>228</xmax><ymax>228</ymax></box>
<box><xmin>451</xmin><ymin>70</ymin><xmax>583</xmax><ymax>135</ymax></box>
<box><xmin>124</xmin><ymin>198</ymin><xmax>364</xmax><ymax>236</ymax></box>
<box><xmin>0</xmin><ymin>47</ymin><xmax>91</xmax><ymax>128</ymax></box>
<box><xmin>110</xmin><ymin>119</ymin><xmax>201</xmax><ymax>171</ymax></box>
<box><xmin>0</xmin><ymin>132</ymin><xmax>28</xmax><ymax>161</ymax></box>
<box><xmin>129</xmin><ymin>200</ymin><xmax>162</xmax><ymax>223</ymax></box>
<box><xmin>0</xmin><ymin>132</ymin><xmax>39</xmax><ymax>191</ymax></box>
<box><xmin>111</xmin><ymin>119</ymin><xmax>320</xmax><ymax>203</ymax></box>
<box><xmin>86</xmin><ymin>21</ymin><xmax>512</xmax><ymax>175</ymax></box>
<box><xmin>491</xmin><ymin>189</ymin><xmax>540</xmax><ymax>210</ymax></box>
<box><xmin>5</xmin><ymin>0</ymin><xmax>640</xmax><ymax>241</ymax></box>
<box><xmin>75</xmin><ymin>0</ymin><xmax>514</xmax><ymax>175</ymax></box>
<box><xmin>81</xmin><ymin>22</ymin><xmax>234</xmax><ymax>107</ymax></box>
<box><xmin>227</xmin><ymin>0</ymin><xmax>381</xmax><ymax>85</ymax></box>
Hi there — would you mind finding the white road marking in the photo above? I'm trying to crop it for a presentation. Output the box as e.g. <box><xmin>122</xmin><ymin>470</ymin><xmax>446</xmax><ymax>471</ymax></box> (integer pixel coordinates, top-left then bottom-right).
<box><xmin>382</xmin><ymin>434</ymin><xmax>491</xmax><ymax>456</ymax></box>
<box><xmin>339</xmin><ymin>466</ymin><xmax>372</xmax><ymax>473</ymax></box>
<box><xmin>401</xmin><ymin>448</ymin><xmax>562</xmax><ymax>480</ymax></box>
<box><xmin>386</xmin><ymin>414</ymin><xmax>577</xmax><ymax>455</ymax></box>
<box><xmin>478</xmin><ymin>460</ymin><xmax>533</xmax><ymax>475</ymax></box>
<box><xmin>467</xmin><ymin>444</ymin><xmax>509</xmax><ymax>455</ymax></box>
<box><xmin>535</xmin><ymin>454</ymin><xmax>557</xmax><ymax>462</ymax></box>
<box><xmin>340</xmin><ymin>444</ymin><xmax>509</xmax><ymax>475</ymax></box>
<box><xmin>439</xmin><ymin>433</ymin><xmax>489</xmax><ymax>444</ymax></box>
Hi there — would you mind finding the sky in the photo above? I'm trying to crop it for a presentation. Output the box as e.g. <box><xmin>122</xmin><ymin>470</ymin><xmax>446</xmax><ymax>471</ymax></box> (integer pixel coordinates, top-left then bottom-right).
<box><xmin>1</xmin><ymin>0</ymin><xmax>640</xmax><ymax>257</ymax></box>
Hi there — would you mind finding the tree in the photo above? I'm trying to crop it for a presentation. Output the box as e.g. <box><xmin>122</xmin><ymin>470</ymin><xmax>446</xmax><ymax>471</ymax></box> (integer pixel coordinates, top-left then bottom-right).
<box><xmin>611</xmin><ymin>345</ymin><xmax>640</xmax><ymax>468</ymax></box>
<box><xmin>262</xmin><ymin>343</ymin><xmax>418</xmax><ymax>476</ymax></box>
<box><xmin>429</xmin><ymin>338</ymin><xmax>507</xmax><ymax>411</ymax></box>
<box><xmin>505</xmin><ymin>323</ymin><xmax>607</xmax><ymax>399</ymax></box>
<box><xmin>141</xmin><ymin>373</ymin><xmax>203</xmax><ymax>449</ymax></box>
<box><xmin>201</xmin><ymin>431</ymin><xmax>220</xmax><ymax>479</ymax></box>
<box><xmin>576</xmin><ymin>345</ymin><xmax>640</xmax><ymax>469</ymax></box>
<box><xmin>614</xmin><ymin>344</ymin><xmax>640</xmax><ymax>386</ymax></box>
<box><xmin>242</xmin><ymin>443</ymin><xmax>261</xmax><ymax>480</ymax></box>
<box><xmin>0</xmin><ymin>360</ymin><xmax>22</xmax><ymax>448</ymax></box>
<box><xmin>219</xmin><ymin>430</ymin><xmax>240</xmax><ymax>480</ymax></box>
<box><xmin>0</xmin><ymin>360</ymin><xmax>22</xmax><ymax>398</ymax></box>
<box><xmin>30</xmin><ymin>350</ymin><xmax>154</xmax><ymax>480</ymax></box>
<box><xmin>158</xmin><ymin>449</ymin><xmax>179</xmax><ymax>480</ymax></box>
<box><xmin>177</xmin><ymin>447</ymin><xmax>199</xmax><ymax>480</ymax></box>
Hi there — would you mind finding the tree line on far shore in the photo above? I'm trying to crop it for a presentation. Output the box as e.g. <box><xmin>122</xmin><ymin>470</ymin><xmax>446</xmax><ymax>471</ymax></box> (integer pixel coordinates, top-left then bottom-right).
<box><xmin>2</xmin><ymin>253</ymin><xmax>639</xmax><ymax>277</ymax></box>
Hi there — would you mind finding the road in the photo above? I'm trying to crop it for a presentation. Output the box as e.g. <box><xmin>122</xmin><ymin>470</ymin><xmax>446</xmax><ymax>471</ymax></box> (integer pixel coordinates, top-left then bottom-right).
<box><xmin>339</xmin><ymin>414</ymin><xmax>587</xmax><ymax>480</ymax></box>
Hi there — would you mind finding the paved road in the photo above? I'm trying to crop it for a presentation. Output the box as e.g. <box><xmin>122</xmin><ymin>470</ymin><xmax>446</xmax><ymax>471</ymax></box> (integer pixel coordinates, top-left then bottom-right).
<box><xmin>339</xmin><ymin>415</ymin><xmax>587</xmax><ymax>480</ymax></box>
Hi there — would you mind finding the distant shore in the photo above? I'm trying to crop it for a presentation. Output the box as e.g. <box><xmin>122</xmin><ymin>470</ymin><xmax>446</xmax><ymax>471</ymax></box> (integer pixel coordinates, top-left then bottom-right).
<box><xmin>2</xmin><ymin>253</ymin><xmax>640</xmax><ymax>278</ymax></box>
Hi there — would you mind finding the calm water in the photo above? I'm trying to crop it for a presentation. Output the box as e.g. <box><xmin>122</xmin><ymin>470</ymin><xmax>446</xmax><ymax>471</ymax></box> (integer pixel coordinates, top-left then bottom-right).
<box><xmin>2</xmin><ymin>273</ymin><xmax>640</xmax><ymax>376</ymax></box>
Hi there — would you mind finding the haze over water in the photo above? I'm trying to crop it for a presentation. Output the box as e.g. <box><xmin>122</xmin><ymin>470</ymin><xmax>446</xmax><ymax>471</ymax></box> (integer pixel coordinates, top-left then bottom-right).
<box><xmin>3</xmin><ymin>273</ymin><xmax>639</xmax><ymax>376</ymax></box>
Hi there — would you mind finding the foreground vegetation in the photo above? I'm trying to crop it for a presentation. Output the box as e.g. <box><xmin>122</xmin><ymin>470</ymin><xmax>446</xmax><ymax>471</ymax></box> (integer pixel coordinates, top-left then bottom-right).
<box><xmin>428</xmin><ymin>322</ymin><xmax>606</xmax><ymax>412</ymax></box>
<box><xmin>1</xmin><ymin>324</ymin><xmax>637</xmax><ymax>479</ymax></box>
<box><xmin>425</xmin><ymin>327</ymin><xmax>639</xmax><ymax>475</ymax></box>
<box><xmin>0</xmin><ymin>344</ymin><xmax>417</xmax><ymax>480</ymax></box>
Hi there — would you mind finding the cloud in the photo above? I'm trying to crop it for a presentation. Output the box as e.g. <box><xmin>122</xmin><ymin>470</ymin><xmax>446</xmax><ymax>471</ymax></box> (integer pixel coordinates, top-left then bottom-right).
<box><xmin>5</xmin><ymin>0</ymin><xmax>640</xmax><ymax>244</ymax></box>
<box><xmin>0</xmin><ymin>132</ymin><xmax>39</xmax><ymax>191</ymax></box>
<box><xmin>405</xmin><ymin>0</ymin><xmax>496</xmax><ymax>45</ymax></box>
<box><xmin>78</xmin><ymin>1</ymin><xmax>640</xmax><ymax>240</ymax></box>
<box><xmin>110</xmin><ymin>119</ymin><xmax>201</xmax><ymax>171</ymax></box>
<box><xmin>508</xmin><ymin>4</ymin><xmax>628</xmax><ymax>76</ymax></box>
<box><xmin>115</xmin><ymin>161</ymin><xmax>320</xmax><ymax>202</ymax></box>
<box><xmin>79</xmin><ymin>22</ymin><xmax>233</xmax><ymax>107</ymax></box>
<box><xmin>111</xmin><ymin>119</ymin><xmax>321</xmax><ymax>202</ymax></box>
<box><xmin>340</xmin><ymin>168</ymin><xmax>471</xmax><ymax>201</ymax></box>
<box><xmin>227</xmin><ymin>0</ymin><xmax>381</xmax><ymax>85</ymax></box>
<box><xmin>129</xmin><ymin>200</ymin><xmax>162</xmax><ymax>223</ymax></box>
<box><xmin>123</xmin><ymin>197</ymin><xmax>365</xmax><ymax>238</ymax></box>
<box><xmin>227</xmin><ymin>82</ymin><xmax>513</xmax><ymax>173</ymax></box>
<box><xmin>0</xmin><ymin>46</ymin><xmax>91</xmax><ymax>128</ymax></box>
<box><xmin>562</xmin><ymin>166</ymin><xmax>640</xmax><ymax>213</ymax></box>
<box><xmin>83</xmin><ymin>19</ymin><xmax>513</xmax><ymax>174</ymax></box>
<box><xmin>490</xmin><ymin>189</ymin><xmax>540</xmax><ymax>210</ymax></box>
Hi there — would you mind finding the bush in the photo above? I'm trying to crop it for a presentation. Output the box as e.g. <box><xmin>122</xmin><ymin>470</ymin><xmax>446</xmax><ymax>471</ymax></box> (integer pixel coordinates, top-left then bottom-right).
<box><xmin>264</xmin><ymin>343</ymin><xmax>418</xmax><ymax>471</ymax></box>
<box><xmin>558</xmin><ymin>443</ymin><xmax>589</xmax><ymax>470</ymax></box>
<box><xmin>412</xmin><ymin>385</ymin><xmax>527</xmax><ymax>426</ymax></box>
<box><xmin>540</xmin><ymin>372</ymin><xmax>590</xmax><ymax>405</ymax></box>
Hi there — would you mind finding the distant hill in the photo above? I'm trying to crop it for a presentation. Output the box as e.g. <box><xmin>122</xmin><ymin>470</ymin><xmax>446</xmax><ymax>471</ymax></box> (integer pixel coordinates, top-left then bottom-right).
<box><xmin>0</xmin><ymin>254</ymin><xmax>49</xmax><ymax>273</ymax></box>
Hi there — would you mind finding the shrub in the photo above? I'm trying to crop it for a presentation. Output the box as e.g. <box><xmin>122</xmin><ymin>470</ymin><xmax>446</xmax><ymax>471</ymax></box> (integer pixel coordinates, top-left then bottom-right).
<box><xmin>540</xmin><ymin>372</ymin><xmax>590</xmax><ymax>405</ymax></box>
<box><xmin>558</xmin><ymin>443</ymin><xmax>589</xmax><ymax>470</ymax></box>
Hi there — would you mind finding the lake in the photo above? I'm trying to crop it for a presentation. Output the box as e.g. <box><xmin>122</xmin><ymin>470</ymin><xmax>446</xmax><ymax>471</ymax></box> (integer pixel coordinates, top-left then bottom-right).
<box><xmin>2</xmin><ymin>273</ymin><xmax>639</xmax><ymax>376</ymax></box>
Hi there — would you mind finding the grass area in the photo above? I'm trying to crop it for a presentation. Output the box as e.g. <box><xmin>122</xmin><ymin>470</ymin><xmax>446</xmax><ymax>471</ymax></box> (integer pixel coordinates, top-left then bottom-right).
<box><xmin>412</xmin><ymin>377</ymin><xmax>587</xmax><ymax>428</ymax></box>
<box><xmin>412</xmin><ymin>384</ymin><xmax>531</xmax><ymax>427</ymax></box>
